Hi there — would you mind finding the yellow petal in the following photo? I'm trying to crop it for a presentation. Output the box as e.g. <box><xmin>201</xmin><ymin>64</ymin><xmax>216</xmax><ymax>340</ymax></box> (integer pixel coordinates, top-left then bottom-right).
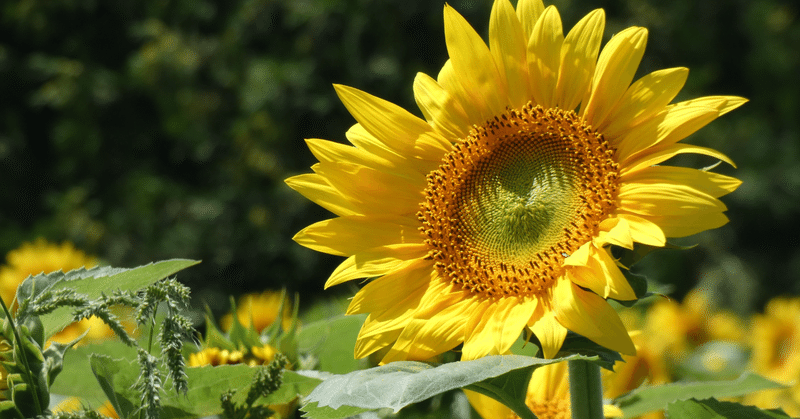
<box><xmin>383</xmin><ymin>297</ymin><xmax>473</xmax><ymax>362</ymax></box>
<box><xmin>553</xmin><ymin>278</ymin><xmax>636</xmax><ymax>355</ymax></box>
<box><xmin>515</xmin><ymin>0</ymin><xmax>545</xmax><ymax>40</ymax></box>
<box><xmin>355</xmin><ymin>277</ymin><xmax>449</xmax><ymax>339</ymax></box>
<box><xmin>563</xmin><ymin>241</ymin><xmax>592</xmax><ymax>267</ymax></box>
<box><xmin>493</xmin><ymin>297</ymin><xmax>538</xmax><ymax>354</ymax></box>
<box><xmin>595</xmin><ymin>217</ymin><xmax>634</xmax><ymax>249</ymax></box>
<box><xmin>305</xmin><ymin>138</ymin><xmax>423</xmax><ymax>181</ymax></box>
<box><xmin>567</xmin><ymin>246</ymin><xmax>636</xmax><ymax>301</ymax></box>
<box><xmin>555</xmin><ymin>9</ymin><xmax>604</xmax><ymax>111</ymax></box>
<box><xmin>345</xmin><ymin>124</ymin><xmax>409</xmax><ymax>166</ymax></box>
<box><xmin>462</xmin><ymin>299</ymin><xmax>497</xmax><ymax>360</ymax></box>
<box><xmin>313</xmin><ymin>161</ymin><xmax>423</xmax><ymax>215</ymax></box>
<box><xmin>490</xmin><ymin>0</ymin><xmax>531</xmax><ymax>109</ymax></box>
<box><xmin>621</xmin><ymin>165</ymin><xmax>742</xmax><ymax>198</ymax></box>
<box><xmin>354</xmin><ymin>326</ymin><xmax>404</xmax><ymax>359</ymax></box>
<box><xmin>529</xmin><ymin>303</ymin><xmax>567</xmax><ymax>359</ymax></box>
<box><xmin>621</xmin><ymin>143</ymin><xmax>736</xmax><ymax>175</ymax></box>
<box><xmin>325</xmin><ymin>244</ymin><xmax>428</xmax><ymax>288</ymax></box>
<box><xmin>676</xmin><ymin>95</ymin><xmax>748</xmax><ymax>116</ymax></box>
<box><xmin>413</xmin><ymin>72</ymin><xmax>470</xmax><ymax>141</ymax></box>
<box><xmin>582</xmin><ymin>27</ymin><xmax>648</xmax><ymax>128</ymax></box>
<box><xmin>618</xmin><ymin>183</ymin><xmax>727</xmax><ymax>217</ymax></box>
<box><xmin>615</xmin><ymin>213</ymin><xmax>666</xmax><ymax>247</ymax></box>
<box><xmin>527</xmin><ymin>6</ymin><xmax>563</xmax><ymax>108</ymax></box>
<box><xmin>347</xmin><ymin>259</ymin><xmax>433</xmax><ymax>315</ymax></box>
<box><xmin>284</xmin><ymin>173</ymin><xmax>358</xmax><ymax>216</ymax></box>
<box><xmin>622</xmin><ymin>210</ymin><xmax>730</xmax><ymax>238</ymax></box>
<box><xmin>334</xmin><ymin>84</ymin><xmax>450</xmax><ymax>162</ymax></box>
<box><xmin>615</xmin><ymin>105</ymin><xmax>719</xmax><ymax>162</ymax></box>
<box><xmin>600</xmin><ymin>67</ymin><xmax>689</xmax><ymax>138</ymax></box>
<box><xmin>463</xmin><ymin>296</ymin><xmax>535</xmax><ymax>359</ymax></box>
<box><xmin>293</xmin><ymin>214</ymin><xmax>421</xmax><ymax>257</ymax></box>
<box><xmin>585</xmin><ymin>247</ymin><xmax>637</xmax><ymax>300</ymax></box>
<box><xmin>444</xmin><ymin>4</ymin><xmax>508</xmax><ymax>121</ymax></box>
<box><xmin>438</xmin><ymin>59</ymin><xmax>485</xmax><ymax>125</ymax></box>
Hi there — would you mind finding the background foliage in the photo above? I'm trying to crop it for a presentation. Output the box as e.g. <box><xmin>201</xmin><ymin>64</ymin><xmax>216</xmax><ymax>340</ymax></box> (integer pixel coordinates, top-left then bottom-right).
<box><xmin>0</xmin><ymin>0</ymin><xmax>797</xmax><ymax>315</ymax></box>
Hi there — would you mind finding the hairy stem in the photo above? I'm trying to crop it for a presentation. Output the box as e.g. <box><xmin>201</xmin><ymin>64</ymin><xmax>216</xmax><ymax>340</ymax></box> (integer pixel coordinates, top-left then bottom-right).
<box><xmin>568</xmin><ymin>359</ymin><xmax>603</xmax><ymax>419</ymax></box>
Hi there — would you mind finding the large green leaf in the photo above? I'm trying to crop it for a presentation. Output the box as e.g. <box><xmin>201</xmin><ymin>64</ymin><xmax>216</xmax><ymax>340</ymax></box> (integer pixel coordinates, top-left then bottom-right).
<box><xmin>37</xmin><ymin>259</ymin><xmax>200</xmax><ymax>337</ymax></box>
<box><xmin>615</xmin><ymin>373</ymin><xmax>785</xmax><ymax>418</ymax></box>
<box><xmin>303</xmin><ymin>354</ymin><xmax>598</xmax><ymax>416</ymax></box>
<box><xmin>666</xmin><ymin>399</ymin><xmax>790</xmax><ymax>419</ymax></box>
<box><xmin>297</xmin><ymin>314</ymin><xmax>368</xmax><ymax>374</ymax></box>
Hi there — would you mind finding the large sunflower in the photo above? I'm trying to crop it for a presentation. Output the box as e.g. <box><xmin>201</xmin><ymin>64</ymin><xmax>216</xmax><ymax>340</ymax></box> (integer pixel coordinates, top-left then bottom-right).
<box><xmin>286</xmin><ymin>0</ymin><xmax>744</xmax><ymax>362</ymax></box>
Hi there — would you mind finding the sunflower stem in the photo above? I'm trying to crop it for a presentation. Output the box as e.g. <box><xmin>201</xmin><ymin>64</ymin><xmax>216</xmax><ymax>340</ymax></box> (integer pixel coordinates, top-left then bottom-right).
<box><xmin>568</xmin><ymin>359</ymin><xmax>603</xmax><ymax>419</ymax></box>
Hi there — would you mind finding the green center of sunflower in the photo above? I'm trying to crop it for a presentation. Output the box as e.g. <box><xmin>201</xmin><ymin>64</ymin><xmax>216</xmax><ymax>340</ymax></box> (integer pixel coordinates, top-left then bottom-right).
<box><xmin>418</xmin><ymin>104</ymin><xmax>619</xmax><ymax>297</ymax></box>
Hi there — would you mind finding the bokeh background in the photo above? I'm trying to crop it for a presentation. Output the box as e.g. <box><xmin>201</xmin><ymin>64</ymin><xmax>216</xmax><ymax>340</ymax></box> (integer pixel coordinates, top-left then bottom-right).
<box><xmin>1</xmin><ymin>0</ymin><xmax>797</xmax><ymax>317</ymax></box>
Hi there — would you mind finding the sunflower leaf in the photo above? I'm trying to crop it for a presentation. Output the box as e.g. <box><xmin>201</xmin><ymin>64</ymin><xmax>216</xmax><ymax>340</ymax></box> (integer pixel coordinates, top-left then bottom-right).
<box><xmin>614</xmin><ymin>242</ymin><xmax>697</xmax><ymax>269</ymax></box>
<box><xmin>558</xmin><ymin>332</ymin><xmax>623</xmax><ymax>371</ymax></box>
<box><xmin>302</xmin><ymin>354</ymin><xmax>601</xmax><ymax>415</ymax></box>
<box><xmin>615</xmin><ymin>373</ymin><xmax>785</xmax><ymax>418</ymax></box>
<box><xmin>665</xmin><ymin>398</ymin><xmax>791</xmax><ymax>419</ymax></box>
<box><xmin>299</xmin><ymin>402</ymin><xmax>374</xmax><ymax>419</ymax></box>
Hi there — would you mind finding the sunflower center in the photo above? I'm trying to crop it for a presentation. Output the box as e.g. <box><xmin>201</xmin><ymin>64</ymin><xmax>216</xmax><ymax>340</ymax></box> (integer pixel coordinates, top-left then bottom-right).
<box><xmin>418</xmin><ymin>104</ymin><xmax>619</xmax><ymax>297</ymax></box>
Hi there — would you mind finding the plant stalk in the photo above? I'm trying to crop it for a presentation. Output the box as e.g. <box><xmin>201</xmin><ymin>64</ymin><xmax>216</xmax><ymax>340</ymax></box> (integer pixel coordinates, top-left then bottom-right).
<box><xmin>568</xmin><ymin>359</ymin><xmax>603</xmax><ymax>419</ymax></box>
<box><xmin>0</xmin><ymin>297</ymin><xmax>43</xmax><ymax>417</ymax></box>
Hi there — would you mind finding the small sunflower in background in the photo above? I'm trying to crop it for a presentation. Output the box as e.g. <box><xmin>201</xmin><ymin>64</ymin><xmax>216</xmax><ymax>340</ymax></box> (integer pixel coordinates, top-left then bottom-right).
<box><xmin>287</xmin><ymin>0</ymin><xmax>744</xmax><ymax>363</ymax></box>
<box><xmin>0</xmin><ymin>238</ymin><xmax>133</xmax><ymax>346</ymax></box>
<box><xmin>220</xmin><ymin>290</ymin><xmax>294</xmax><ymax>333</ymax></box>
<box><xmin>52</xmin><ymin>398</ymin><xmax>119</xmax><ymax>418</ymax></box>
<box><xmin>189</xmin><ymin>291</ymin><xmax>298</xmax><ymax>418</ymax></box>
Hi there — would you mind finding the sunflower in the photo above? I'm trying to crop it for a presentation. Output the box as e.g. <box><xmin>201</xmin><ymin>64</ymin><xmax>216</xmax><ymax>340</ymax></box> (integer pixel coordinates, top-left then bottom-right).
<box><xmin>749</xmin><ymin>297</ymin><xmax>800</xmax><ymax>383</ymax></box>
<box><xmin>287</xmin><ymin>0</ymin><xmax>744</xmax><ymax>362</ymax></box>
<box><xmin>220</xmin><ymin>290</ymin><xmax>294</xmax><ymax>333</ymax></box>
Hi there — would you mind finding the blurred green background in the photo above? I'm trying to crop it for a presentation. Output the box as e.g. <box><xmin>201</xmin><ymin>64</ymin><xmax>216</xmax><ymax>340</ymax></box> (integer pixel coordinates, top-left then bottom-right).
<box><xmin>0</xmin><ymin>0</ymin><xmax>797</xmax><ymax>315</ymax></box>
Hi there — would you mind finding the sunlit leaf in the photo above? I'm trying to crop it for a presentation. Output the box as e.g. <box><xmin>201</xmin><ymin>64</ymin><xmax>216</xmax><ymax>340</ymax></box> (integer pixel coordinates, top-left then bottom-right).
<box><xmin>616</xmin><ymin>373</ymin><xmax>785</xmax><ymax>418</ymax></box>
<box><xmin>303</xmin><ymin>354</ymin><xmax>599</xmax><ymax>415</ymax></box>
<box><xmin>666</xmin><ymin>398</ymin><xmax>791</xmax><ymax>419</ymax></box>
<box><xmin>33</xmin><ymin>259</ymin><xmax>199</xmax><ymax>338</ymax></box>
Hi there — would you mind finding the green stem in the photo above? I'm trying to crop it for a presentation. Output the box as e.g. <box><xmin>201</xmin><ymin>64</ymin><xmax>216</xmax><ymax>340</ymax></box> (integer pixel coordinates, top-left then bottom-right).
<box><xmin>147</xmin><ymin>304</ymin><xmax>158</xmax><ymax>354</ymax></box>
<box><xmin>0</xmin><ymin>298</ymin><xmax>43</xmax><ymax>417</ymax></box>
<box><xmin>568</xmin><ymin>359</ymin><xmax>604</xmax><ymax>419</ymax></box>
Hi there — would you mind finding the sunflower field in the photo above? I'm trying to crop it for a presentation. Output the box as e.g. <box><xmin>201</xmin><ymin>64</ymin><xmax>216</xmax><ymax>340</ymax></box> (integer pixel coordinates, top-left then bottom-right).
<box><xmin>0</xmin><ymin>0</ymin><xmax>799</xmax><ymax>418</ymax></box>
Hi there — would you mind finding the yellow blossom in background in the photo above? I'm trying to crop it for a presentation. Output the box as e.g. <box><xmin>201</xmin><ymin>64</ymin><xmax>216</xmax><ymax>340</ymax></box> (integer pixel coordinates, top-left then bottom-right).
<box><xmin>466</xmin><ymin>361</ymin><xmax>622</xmax><ymax>419</ymax></box>
<box><xmin>188</xmin><ymin>344</ymin><xmax>278</xmax><ymax>367</ymax></box>
<box><xmin>188</xmin><ymin>343</ymin><xmax>293</xmax><ymax>418</ymax></box>
<box><xmin>603</xmin><ymin>311</ymin><xmax>670</xmax><ymax>400</ymax></box>
<box><xmin>0</xmin><ymin>239</ymin><xmax>134</xmax><ymax>346</ymax></box>
<box><xmin>220</xmin><ymin>290</ymin><xmax>292</xmax><ymax>333</ymax></box>
<box><xmin>743</xmin><ymin>297</ymin><xmax>800</xmax><ymax>415</ymax></box>
<box><xmin>287</xmin><ymin>0</ymin><xmax>744</xmax><ymax>363</ymax></box>
<box><xmin>0</xmin><ymin>238</ymin><xmax>97</xmax><ymax>306</ymax></box>
<box><xmin>52</xmin><ymin>398</ymin><xmax>119</xmax><ymax>418</ymax></box>
<box><xmin>643</xmin><ymin>289</ymin><xmax>747</xmax><ymax>367</ymax></box>
<box><xmin>50</xmin><ymin>307</ymin><xmax>137</xmax><ymax>346</ymax></box>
